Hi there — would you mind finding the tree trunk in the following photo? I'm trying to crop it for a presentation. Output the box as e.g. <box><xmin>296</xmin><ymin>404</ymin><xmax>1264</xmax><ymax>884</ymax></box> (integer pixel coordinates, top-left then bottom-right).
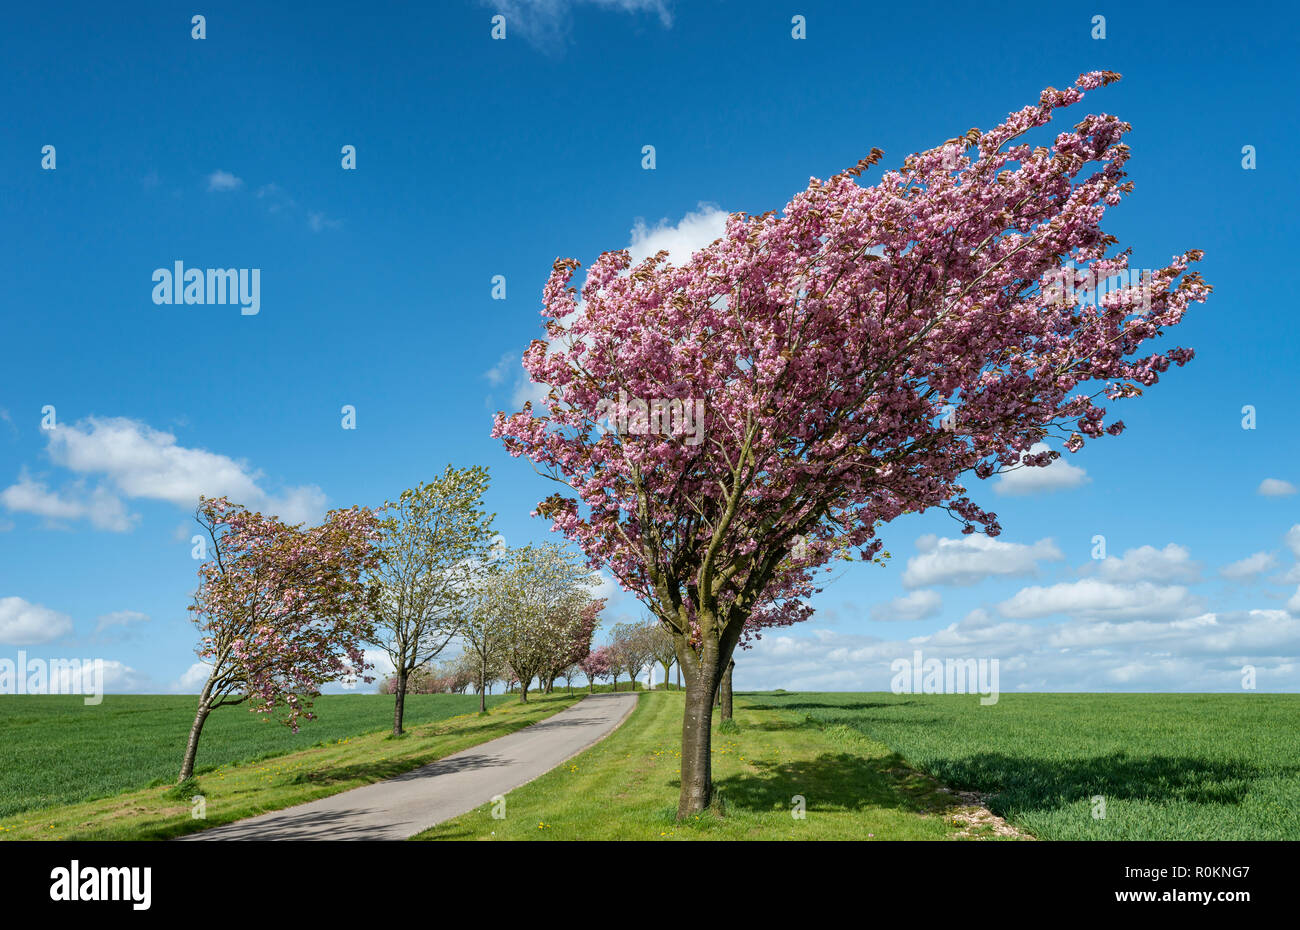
<box><xmin>179</xmin><ymin>680</ymin><xmax>215</xmax><ymax>782</ymax></box>
<box><xmin>518</xmin><ymin>680</ymin><xmax>529</xmax><ymax>703</ymax></box>
<box><xmin>661</xmin><ymin>660</ymin><xmax>672</xmax><ymax>691</ymax></box>
<box><xmin>677</xmin><ymin>657</ymin><xmax>721</xmax><ymax>818</ymax></box>
<box><xmin>610</xmin><ymin>672</ymin><xmax>618</xmax><ymax>692</ymax></box>
<box><xmin>676</xmin><ymin>619</ymin><xmax>743</xmax><ymax>819</ymax></box>
<box><xmin>720</xmin><ymin>659</ymin><xmax>734</xmax><ymax>720</ymax></box>
<box><xmin>393</xmin><ymin>669</ymin><xmax>409</xmax><ymax>736</ymax></box>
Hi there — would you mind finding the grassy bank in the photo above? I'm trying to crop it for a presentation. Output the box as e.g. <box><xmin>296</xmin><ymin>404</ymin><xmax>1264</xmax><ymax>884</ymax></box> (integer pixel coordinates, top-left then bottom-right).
<box><xmin>0</xmin><ymin>692</ymin><xmax>578</xmax><ymax>840</ymax></box>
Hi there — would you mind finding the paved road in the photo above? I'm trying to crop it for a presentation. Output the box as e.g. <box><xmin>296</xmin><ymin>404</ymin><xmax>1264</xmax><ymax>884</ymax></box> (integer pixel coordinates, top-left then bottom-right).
<box><xmin>181</xmin><ymin>692</ymin><xmax>638</xmax><ymax>841</ymax></box>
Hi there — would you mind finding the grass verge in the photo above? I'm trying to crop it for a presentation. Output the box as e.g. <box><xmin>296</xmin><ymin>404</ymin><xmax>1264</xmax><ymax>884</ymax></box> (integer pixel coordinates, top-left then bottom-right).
<box><xmin>414</xmin><ymin>691</ymin><xmax>1005</xmax><ymax>840</ymax></box>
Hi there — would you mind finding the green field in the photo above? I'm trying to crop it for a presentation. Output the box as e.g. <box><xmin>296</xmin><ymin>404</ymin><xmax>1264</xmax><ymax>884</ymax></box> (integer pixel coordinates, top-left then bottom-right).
<box><xmin>4</xmin><ymin>689</ymin><xmax>1294</xmax><ymax>841</ymax></box>
<box><xmin>0</xmin><ymin>692</ymin><xmax>504</xmax><ymax>818</ymax></box>
<box><xmin>745</xmin><ymin>691</ymin><xmax>1300</xmax><ymax>840</ymax></box>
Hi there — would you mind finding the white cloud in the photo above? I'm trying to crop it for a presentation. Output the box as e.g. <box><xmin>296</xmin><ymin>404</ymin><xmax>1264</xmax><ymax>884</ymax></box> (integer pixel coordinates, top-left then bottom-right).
<box><xmin>173</xmin><ymin>662</ymin><xmax>213</xmax><ymax>693</ymax></box>
<box><xmin>1221</xmin><ymin>551</ymin><xmax>1278</xmax><ymax>580</ymax></box>
<box><xmin>206</xmin><ymin>170</ymin><xmax>243</xmax><ymax>192</ymax></box>
<box><xmin>628</xmin><ymin>203</ymin><xmax>729</xmax><ymax>268</ymax></box>
<box><xmin>94</xmin><ymin>610</ymin><xmax>150</xmax><ymax>634</ymax></box>
<box><xmin>1095</xmin><ymin>543</ymin><xmax>1200</xmax><ymax>583</ymax></box>
<box><xmin>1258</xmin><ymin>478</ymin><xmax>1297</xmax><ymax>497</ymax></box>
<box><xmin>1277</xmin><ymin>563</ymin><xmax>1300</xmax><ymax>585</ymax></box>
<box><xmin>484</xmin><ymin>351</ymin><xmax>518</xmax><ymax>387</ymax></box>
<box><xmin>487</xmin><ymin>0</ymin><xmax>672</xmax><ymax>49</ymax></box>
<box><xmin>735</xmin><ymin>605</ymin><xmax>1300</xmax><ymax>693</ymax></box>
<box><xmin>307</xmin><ymin>210</ymin><xmax>342</xmax><ymax>233</ymax></box>
<box><xmin>1285</xmin><ymin>525</ymin><xmax>1300</xmax><ymax>559</ymax></box>
<box><xmin>2</xmin><ymin>416</ymin><xmax>327</xmax><ymax>527</ymax></box>
<box><xmin>998</xmin><ymin>579</ymin><xmax>1197</xmax><ymax>621</ymax></box>
<box><xmin>0</xmin><ymin>597</ymin><xmax>73</xmax><ymax>645</ymax></box>
<box><xmin>902</xmin><ymin>533</ymin><xmax>1063</xmax><ymax>588</ymax></box>
<box><xmin>93</xmin><ymin>660</ymin><xmax>151</xmax><ymax>693</ymax></box>
<box><xmin>870</xmin><ymin>589</ymin><xmax>942</xmax><ymax>622</ymax></box>
<box><xmin>994</xmin><ymin>443</ymin><xmax>1090</xmax><ymax>495</ymax></box>
<box><xmin>0</xmin><ymin>470</ymin><xmax>134</xmax><ymax>531</ymax></box>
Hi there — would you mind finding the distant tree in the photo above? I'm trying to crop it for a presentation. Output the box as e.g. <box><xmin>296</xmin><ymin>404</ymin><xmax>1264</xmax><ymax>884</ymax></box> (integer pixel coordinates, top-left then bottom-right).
<box><xmin>610</xmin><ymin>621</ymin><xmax>655</xmax><ymax>693</ymax></box>
<box><xmin>540</xmin><ymin>598</ymin><xmax>603</xmax><ymax>693</ymax></box>
<box><xmin>646</xmin><ymin>622</ymin><xmax>676</xmax><ymax>690</ymax></box>
<box><xmin>578</xmin><ymin>647</ymin><xmax>613</xmax><ymax>692</ymax></box>
<box><xmin>493</xmin><ymin>544</ymin><xmax>595</xmax><ymax>703</ymax></box>
<box><xmin>180</xmin><ymin>496</ymin><xmax>381</xmax><ymax>782</ymax></box>
<box><xmin>461</xmin><ymin>571</ymin><xmax>508</xmax><ymax>713</ymax></box>
<box><xmin>366</xmin><ymin>466</ymin><xmax>496</xmax><ymax>736</ymax></box>
<box><xmin>561</xmin><ymin>663</ymin><xmax>579</xmax><ymax>693</ymax></box>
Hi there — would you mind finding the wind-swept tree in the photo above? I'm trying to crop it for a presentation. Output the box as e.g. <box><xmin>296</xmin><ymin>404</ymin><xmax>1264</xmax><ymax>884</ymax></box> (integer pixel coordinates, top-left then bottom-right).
<box><xmin>180</xmin><ymin>496</ymin><xmax>381</xmax><ymax>781</ymax></box>
<box><xmin>367</xmin><ymin>466</ymin><xmax>496</xmax><ymax>736</ymax></box>
<box><xmin>493</xmin><ymin>72</ymin><xmax>1211</xmax><ymax>817</ymax></box>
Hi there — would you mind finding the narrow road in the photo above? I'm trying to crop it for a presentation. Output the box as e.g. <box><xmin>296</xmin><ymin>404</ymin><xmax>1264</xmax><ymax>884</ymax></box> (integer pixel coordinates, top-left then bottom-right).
<box><xmin>181</xmin><ymin>692</ymin><xmax>638</xmax><ymax>841</ymax></box>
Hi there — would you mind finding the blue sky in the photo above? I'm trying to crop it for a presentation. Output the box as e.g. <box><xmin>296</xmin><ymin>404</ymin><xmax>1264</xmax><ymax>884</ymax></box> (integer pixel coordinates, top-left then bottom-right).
<box><xmin>1</xmin><ymin>0</ymin><xmax>1297</xmax><ymax>694</ymax></box>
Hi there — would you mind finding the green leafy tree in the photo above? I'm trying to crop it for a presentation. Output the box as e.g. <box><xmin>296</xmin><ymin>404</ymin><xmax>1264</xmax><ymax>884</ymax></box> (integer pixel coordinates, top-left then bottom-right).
<box><xmin>367</xmin><ymin>466</ymin><xmax>496</xmax><ymax>735</ymax></box>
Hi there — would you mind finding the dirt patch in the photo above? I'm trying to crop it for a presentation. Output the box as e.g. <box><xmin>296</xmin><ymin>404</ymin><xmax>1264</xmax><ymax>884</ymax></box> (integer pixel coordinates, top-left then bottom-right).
<box><xmin>941</xmin><ymin>788</ymin><xmax>1035</xmax><ymax>840</ymax></box>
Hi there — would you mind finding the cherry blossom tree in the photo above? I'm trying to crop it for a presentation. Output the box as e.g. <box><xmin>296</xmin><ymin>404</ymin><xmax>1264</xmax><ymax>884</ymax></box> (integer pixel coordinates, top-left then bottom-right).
<box><xmin>540</xmin><ymin>597</ymin><xmax>603</xmax><ymax>693</ymax></box>
<box><xmin>494</xmin><ymin>72</ymin><xmax>1211</xmax><ymax>817</ymax></box>
<box><xmin>180</xmin><ymin>496</ymin><xmax>382</xmax><ymax>781</ymax></box>
<box><xmin>578</xmin><ymin>646</ymin><xmax>613</xmax><ymax>692</ymax></box>
<box><xmin>610</xmin><ymin>620</ymin><xmax>655</xmax><ymax>690</ymax></box>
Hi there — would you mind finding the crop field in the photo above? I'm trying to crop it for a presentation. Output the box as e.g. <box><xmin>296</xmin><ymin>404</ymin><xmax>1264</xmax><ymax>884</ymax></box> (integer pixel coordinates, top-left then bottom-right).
<box><xmin>745</xmin><ymin>691</ymin><xmax>1300</xmax><ymax>840</ymax></box>
<box><xmin>0</xmin><ymin>692</ymin><xmax>503</xmax><ymax>819</ymax></box>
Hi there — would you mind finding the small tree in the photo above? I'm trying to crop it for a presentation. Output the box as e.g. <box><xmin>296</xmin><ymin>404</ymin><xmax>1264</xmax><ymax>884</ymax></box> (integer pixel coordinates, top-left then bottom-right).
<box><xmin>180</xmin><ymin>497</ymin><xmax>381</xmax><ymax>782</ymax></box>
<box><xmin>646</xmin><ymin>622</ymin><xmax>676</xmax><ymax>691</ymax></box>
<box><xmin>461</xmin><ymin>572</ymin><xmax>507</xmax><ymax>713</ymax></box>
<box><xmin>561</xmin><ymin>663</ymin><xmax>579</xmax><ymax>693</ymax></box>
<box><xmin>579</xmin><ymin>647</ymin><xmax>612</xmax><ymax>692</ymax></box>
<box><xmin>367</xmin><ymin>466</ymin><xmax>496</xmax><ymax>736</ymax></box>
<box><xmin>611</xmin><ymin>621</ymin><xmax>655</xmax><ymax>693</ymax></box>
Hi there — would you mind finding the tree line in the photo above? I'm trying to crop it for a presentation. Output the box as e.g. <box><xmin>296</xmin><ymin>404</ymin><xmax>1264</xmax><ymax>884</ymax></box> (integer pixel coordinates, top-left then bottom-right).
<box><xmin>177</xmin><ymin>466</ymin><xmax>615</xmax><ymax>780</ymax></box>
